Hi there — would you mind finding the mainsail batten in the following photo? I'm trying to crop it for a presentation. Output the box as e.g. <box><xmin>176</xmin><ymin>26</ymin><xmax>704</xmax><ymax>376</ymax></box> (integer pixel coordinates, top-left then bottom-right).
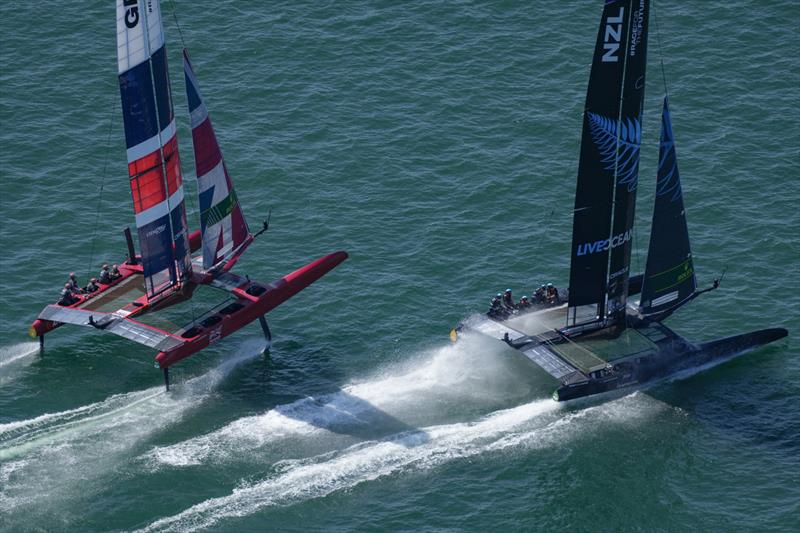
<box><xmin>183</xmin><ymin>50</ymin><xmax>251</xmax><ymax>271</ymax></box>
<box><xmin>116</xmin><ymin>0</ymin><xmax>192</xmax><ymax>298</ymax></box>
<box><xmin>640</xmin><ymin>97</ymin><xmax>696</xmax><ymax>316</ymax></box>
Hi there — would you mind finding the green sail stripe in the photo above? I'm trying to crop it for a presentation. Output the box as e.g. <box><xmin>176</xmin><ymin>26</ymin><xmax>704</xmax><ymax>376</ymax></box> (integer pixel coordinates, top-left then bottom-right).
<box><xmin>201</xmin><ymin>189</ymin><xmax>239</xmax><ymax>229</ymax></box>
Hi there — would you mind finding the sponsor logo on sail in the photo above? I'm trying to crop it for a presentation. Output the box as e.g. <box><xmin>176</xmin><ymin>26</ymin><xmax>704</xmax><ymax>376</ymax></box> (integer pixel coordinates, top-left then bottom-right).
<box><xmin>123</xmin><ymin>0</ymin><xmax>140</xmax><ymax>28</ymax></box>
<box><xmin>576</xmin><ymin>229</ymin><xmax>632</xmax><ymax>256</ymax></box>
<box><xmin>630</xmin><ymin>1</ymin><xmax>646</xmax><ymax>57</ymax></box>
<box><xmin>146</xmin><ymin>224</ymin><xmax>166</xmax><ymax>238</ymax></box>
<box><xmin>602</xmin><ymin>7</ymin><xmax>625</xmax><ymax>62</ymax></box>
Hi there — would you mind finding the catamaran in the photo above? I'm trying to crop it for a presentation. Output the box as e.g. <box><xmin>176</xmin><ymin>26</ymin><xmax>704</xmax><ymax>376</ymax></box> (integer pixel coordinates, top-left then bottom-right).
<box><xmin>453</xmin><ymin>0</ymin><xmax>787</xmax><ymax>401</ymax></box>
<box><xmin>29</xmin><ymin>0</ymin><xmax>347</xmax><ymax>389</ymax></box>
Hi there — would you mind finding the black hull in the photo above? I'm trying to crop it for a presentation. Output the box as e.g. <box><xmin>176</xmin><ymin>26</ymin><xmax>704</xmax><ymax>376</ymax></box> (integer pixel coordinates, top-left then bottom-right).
<box><xmin>554</xmin><ymin>327</ymin><xmax>788</xmax><ymax>402</ymax></box>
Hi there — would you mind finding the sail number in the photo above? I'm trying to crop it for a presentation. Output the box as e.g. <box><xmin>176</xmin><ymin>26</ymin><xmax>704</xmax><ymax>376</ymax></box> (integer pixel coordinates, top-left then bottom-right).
<box><xmin>602</xmin><ymin>7</ymin><xmax>625</xmax><ymax>63</ymax></box>
<box><xmin>124</xmin><ymin>0</ymin><xmax>140</xmax><ymax>29</ymax></box>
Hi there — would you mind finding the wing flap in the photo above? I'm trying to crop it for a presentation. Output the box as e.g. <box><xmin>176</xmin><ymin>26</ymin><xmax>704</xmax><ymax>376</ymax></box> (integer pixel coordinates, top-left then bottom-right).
<box><xmin>38</xmin><ymin>305</ymin><xmax>183</xmax><ymax>352</ymax></box>
<box><xmin>520</xmin><ymin>345</ymin><xmax>579</xmax><ymax>380</ymax></box>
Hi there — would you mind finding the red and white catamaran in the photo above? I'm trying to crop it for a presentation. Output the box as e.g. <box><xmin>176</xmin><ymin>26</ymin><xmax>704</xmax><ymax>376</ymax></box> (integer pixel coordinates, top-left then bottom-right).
<box><xmin>29</xmin><ymin>0</ymin><xmax>347</xmax><ymax>388</ymax></box>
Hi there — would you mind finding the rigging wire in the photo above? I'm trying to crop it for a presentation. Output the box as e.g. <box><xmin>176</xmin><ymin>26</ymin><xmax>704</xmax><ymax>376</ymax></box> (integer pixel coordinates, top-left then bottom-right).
<box><xmin>167</xmin><ymin>0</ymin><xmax>197</xmax><ymax>325</ymax></box>
<box><xmin>86</xmin><ymin>93</ymin><xmax>118</xmax><ymax>281</ymax></box>
<box><xmin>167</xmin><ymin>0</ymin><xmax>188</xmax><ymax>50</ymax></box>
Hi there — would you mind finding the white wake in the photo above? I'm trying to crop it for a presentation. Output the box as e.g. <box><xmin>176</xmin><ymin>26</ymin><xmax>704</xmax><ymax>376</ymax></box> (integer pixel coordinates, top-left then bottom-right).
<box><xmin>146</xmin><ymin>333</ymin><xmax>536</xmax><ymax>467</ymax></box>
<box><xmin>141</xmin><ymin>392</ymin><xmax>667</xmax><ymax>532</ymax></box>
<box><xmin>0</xmin><ymin>338</ymin><xmax>266</xmax><ymax>514</ymax></box>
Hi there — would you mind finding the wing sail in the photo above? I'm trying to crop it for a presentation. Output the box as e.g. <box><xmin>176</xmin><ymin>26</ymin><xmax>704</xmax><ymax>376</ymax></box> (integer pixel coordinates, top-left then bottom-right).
<box><xmin>183</xmin><ymin>50</ymin><xmax>251</xmax><ymax>271</ymax></box>
<box><xmin>117</xmin><ymin>0</ymin><xmax>192</xmax><ymax>298</ymax></box>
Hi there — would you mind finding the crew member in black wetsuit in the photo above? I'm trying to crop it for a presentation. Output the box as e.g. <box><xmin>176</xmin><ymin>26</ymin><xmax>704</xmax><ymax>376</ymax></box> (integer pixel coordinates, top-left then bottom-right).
<box><xmin>546</xmin><ymin>283</ymin><xmax>560</xmax><ymax>305</ymax></box>
<box><xmin>533</xmin><ymin>285</ymin><xmax>546</xmax><ymax>304</ymax></box>
<box><xmin>58</xmin><ymin>283</ymin><xmax>79</xmax><ymax>306</ymax></box>
<box><xmin>518</xmin><ymin>295</ymin><xmax>531</xmax><ymax>309</ymax></box>
<box><xmin>502</xmin><ymin>288</ymin><xmax>516</xmax><ymax>310</ymax></box>
<box><xmin>487</xmin><ymin>294</ymin><xmax>504</xmax><ymax>318</ymax></box>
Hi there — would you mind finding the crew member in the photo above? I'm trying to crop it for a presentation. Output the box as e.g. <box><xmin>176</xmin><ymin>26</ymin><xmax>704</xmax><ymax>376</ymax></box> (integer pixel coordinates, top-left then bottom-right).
<box><xmin>66</xmin><ymin>272</ymin><xmax>81</xmax><ymax>294</ymax></box>
<box><xmin>533</xmin><ymin>285</ymin><xmax>546</xmax><ymax>304</ymax></box>
<box><xmin>487</xmin><ymin>294</ymin><xmax>504</xmax><ymax>318</ymax></box>
<box><xmin>502</xmin><ymin>288</ymin><xmax>516</xmax><ymax>310</ymax></box>
<box><xmin>518</xmin><ymin>295</ymin><xmax>531</xmax><ymax>309</ymax></box>
<box><xmin>98</xmin><ymin>264</ymin><xmax>112</xmax><ymax>284</ymax></box>
<box><xmin>58</xmin><ymin>283</ymin><xmax>79</xmax><ymax>306</ymax></box>
<box><xmin>109</xmin><ymin>264</ymin><xmax>122</xmax><ymax>281</ymax></box>
<box><xmin>546</xmin><ymin>283</ymin><xmax>560</xmax><ymax>305</ymax></box>
<box><xmin>84</xmin><ymin>277</ymin><xmax>100</xmax><ymax>293</ymax></box>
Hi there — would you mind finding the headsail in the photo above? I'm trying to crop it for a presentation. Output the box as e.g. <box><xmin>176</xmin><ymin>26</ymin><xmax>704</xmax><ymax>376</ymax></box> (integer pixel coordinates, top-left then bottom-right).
<box><xmin>183</xmin><ymin>50</ymin><xmax>251</xmax><ymax>271</ymax></box>
<box><xmin>116</xmin><ymin>0</ymin><xmax>192</xmax><ymax>298</ymax></box>
<box><xmin>640</xmin><ymin>97</ymin><xmax>696</xmax><ymax>316</ymax></box>
<box><xmin>567</xmin><ymin>0</ymin><xmax>649</xmax><ymax>326</ymax></box>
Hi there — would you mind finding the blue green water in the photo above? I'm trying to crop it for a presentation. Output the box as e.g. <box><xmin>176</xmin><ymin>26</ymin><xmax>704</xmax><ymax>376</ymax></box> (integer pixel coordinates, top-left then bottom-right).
<box><xmin>1</xmin><ymin>1</ymin><xmax>798</xmax><ymax>531</ymax></box>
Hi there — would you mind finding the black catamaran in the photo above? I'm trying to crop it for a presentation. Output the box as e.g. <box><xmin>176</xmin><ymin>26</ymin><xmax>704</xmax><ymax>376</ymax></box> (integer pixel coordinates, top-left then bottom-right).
<box><xmin>455</xmin><ymin>0</ymin><xmax>787</xmax><ymax>401</ymax></box>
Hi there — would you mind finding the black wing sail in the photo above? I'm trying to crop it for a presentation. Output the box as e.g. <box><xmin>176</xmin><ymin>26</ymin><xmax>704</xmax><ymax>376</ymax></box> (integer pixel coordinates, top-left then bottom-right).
<box><xmin>605</xmin><ymin>0</ymin><xmax>649</xmax><ymax>321</ymax></box>
<box><xmin>640</xmin><ymin>97</ymin><xmax>696</xmax><ymax>316</ymax></box>
<box><xmin>568</xmin><ymin>0</ymin><xmax>649</xmax><ymax>327</ymax></box>
<box><xmin>568</xmin><ymin>0</ymin><xmax>633</xmax><ymax>318</ymax></box>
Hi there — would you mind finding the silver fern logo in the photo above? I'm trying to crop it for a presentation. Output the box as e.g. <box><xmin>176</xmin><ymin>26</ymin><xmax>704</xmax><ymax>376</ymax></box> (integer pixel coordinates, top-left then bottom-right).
<box><xmin>587</xmin><ymin>112</ymin><xmax>641</xmax><ymax>191</ymax></box>
<box><xmin>656</xmin><ymin>106</ymin><xmax>682</xmax><ymax>201</ymax></box>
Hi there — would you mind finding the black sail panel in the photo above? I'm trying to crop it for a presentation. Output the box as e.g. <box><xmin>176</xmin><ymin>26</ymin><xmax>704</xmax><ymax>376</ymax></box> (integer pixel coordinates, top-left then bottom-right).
<box><xmin>640</xmin><ymin>97</ymin><xmax>696</xmax><ymax>316</ymax></box>
<box><xmin>606</xmin><ymin>0</ymin><xmax>650</xmax><ymax>321</ymax></box>
<box><xmin>568</xmin><ymin>0</ymin><xmax>633</xmax><ymax>317</ymax></box>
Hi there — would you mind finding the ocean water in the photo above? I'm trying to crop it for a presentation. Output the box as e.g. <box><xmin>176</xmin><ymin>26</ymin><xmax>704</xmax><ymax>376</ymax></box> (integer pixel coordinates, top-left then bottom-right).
<box><xmin>1</xmin><ymin>1</ymin><xmax>798</xmax><ymax>531</ymax></box>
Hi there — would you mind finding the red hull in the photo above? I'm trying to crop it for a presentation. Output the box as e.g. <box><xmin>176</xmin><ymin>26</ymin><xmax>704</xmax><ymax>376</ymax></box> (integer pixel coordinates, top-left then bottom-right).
<box><xmin>155</xmin><ymin>251</ymin><xmax>348</xmax><ymax>368</ymax></box>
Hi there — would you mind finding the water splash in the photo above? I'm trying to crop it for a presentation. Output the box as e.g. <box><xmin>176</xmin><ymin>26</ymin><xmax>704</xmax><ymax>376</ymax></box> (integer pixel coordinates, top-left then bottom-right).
<box><xmin>139</xmin><ymin>393</ymin><xmax>669</xmax><ymax>532</ymax></box>
<box><xmin>146</xmin><ymin>333</ymin><xmax>534</xmax><ymax>467</ymax></box>
<box><xmin>0</xmin><ymin>338</ymin><xmax>265</xmax><ymax>514</ymax></box>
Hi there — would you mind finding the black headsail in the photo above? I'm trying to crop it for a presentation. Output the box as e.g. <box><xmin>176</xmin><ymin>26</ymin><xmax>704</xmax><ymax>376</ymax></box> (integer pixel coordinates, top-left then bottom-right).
<box><xmin>639</xmin><ymin>97</ymin><xmax>696</xmax><ymax>317</ymax></box>
<box><xmin>567</xmin><ymin>0</ymin><xmax>649</xmax><ymax>327</ymax></box>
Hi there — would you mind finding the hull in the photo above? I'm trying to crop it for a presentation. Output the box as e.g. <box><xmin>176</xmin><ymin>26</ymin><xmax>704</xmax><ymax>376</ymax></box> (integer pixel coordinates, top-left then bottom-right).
<box><xmin>155</xmin><ymin>251</ymin><xmax>348</xmax><ymax>368</ymax></box>
<box><xmin>554</xmin><ymin>327</ymin><xmax>788</xmax><ymax>401</ymax></box>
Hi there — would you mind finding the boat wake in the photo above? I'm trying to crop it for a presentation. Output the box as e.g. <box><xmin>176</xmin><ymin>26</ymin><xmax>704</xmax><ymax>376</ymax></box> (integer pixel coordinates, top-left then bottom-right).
<box><xmin>145</xmin><ymin>333</ymin><xmax>536</xmax><ymax>467</ymax></box>
<box><xmin>140</xmin><ymin>392</ymin><xmax>669</xmax><ymax>532</ymax></box>
<box><xmin>0</xmin><ymin>342</ymin><xmax>40</xmax><ymax>385</ymax></box>
<box><xmin>0</xmin><ymin>338</ymin><xmax>266</xmax><ymax>514</ymax></box>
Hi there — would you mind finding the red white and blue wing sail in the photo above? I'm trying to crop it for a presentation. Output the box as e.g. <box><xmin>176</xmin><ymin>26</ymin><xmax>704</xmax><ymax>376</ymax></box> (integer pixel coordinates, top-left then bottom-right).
<box><xmin>183</xmin><ymin>50</ymin><xmax>251</xmax><ymax>271</ymax></box>
<box><xmin>116</xmin><ymin>0</ymin><xmax>192</xmax><ymax>298</ymax></box>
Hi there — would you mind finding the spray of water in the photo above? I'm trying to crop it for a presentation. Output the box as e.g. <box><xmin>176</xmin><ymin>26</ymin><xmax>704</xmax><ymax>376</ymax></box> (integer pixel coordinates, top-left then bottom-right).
<box><xmin>146</xmin><ymin>333</ymin><xmax>538</xmax><ymax>467</ymax></box>
<box><xmin>0</xmin><ymin>338</ymin><xmax>266</xmax><ymax>514</ymax></box>
<box><xmin>0</xmin><ymin>342</ymin><xmax>41</xmax><ymax>385</ymax></box>
<box><xmin>139</xmin><ymin>392</ymin><xmax>669</xmax><ymax>532</ymax></box>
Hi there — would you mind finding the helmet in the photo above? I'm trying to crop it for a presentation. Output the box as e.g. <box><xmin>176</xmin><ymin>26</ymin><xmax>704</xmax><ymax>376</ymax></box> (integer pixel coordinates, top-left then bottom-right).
<box><xmin>521</xmin><ymin>296</ymin><xmax>529</xmax><ymax>301</ymax></box>
<box><xmin>547</xmin><ymin>283</ymin><xmax>554</xmax><ymax>287</ymax></box>
<box><xmin>64</xmin><ymin>283</ymin><xmax>71</xmax><ymax>288</ymax></box>
<box><xmin>69</xmin><ymin>272</ymin><xmax>76</xmax><ymax>278</ymax></box>
<box><xmin>539</xmin><ymin>284</ymin><xmax>546</xmax><ymax>289</ymax></box>
<box><xmin>91</xmin><ymin>278</ymin><xmax>98</xmax><ymax>282</ymax></box>
<box><xmin>102</xmin><ymin>263</ymin><xmax>108</xmax><ymax>269</ymax></box>
<box><xmin>496</xmin><ymin>293</ymin><xmax>502</xmax><ymax>298</ymax></box>
<box><xmin>505</xmin><ymin>288</ymin><xmax>512</xmax><ymax>293</ymax></box>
